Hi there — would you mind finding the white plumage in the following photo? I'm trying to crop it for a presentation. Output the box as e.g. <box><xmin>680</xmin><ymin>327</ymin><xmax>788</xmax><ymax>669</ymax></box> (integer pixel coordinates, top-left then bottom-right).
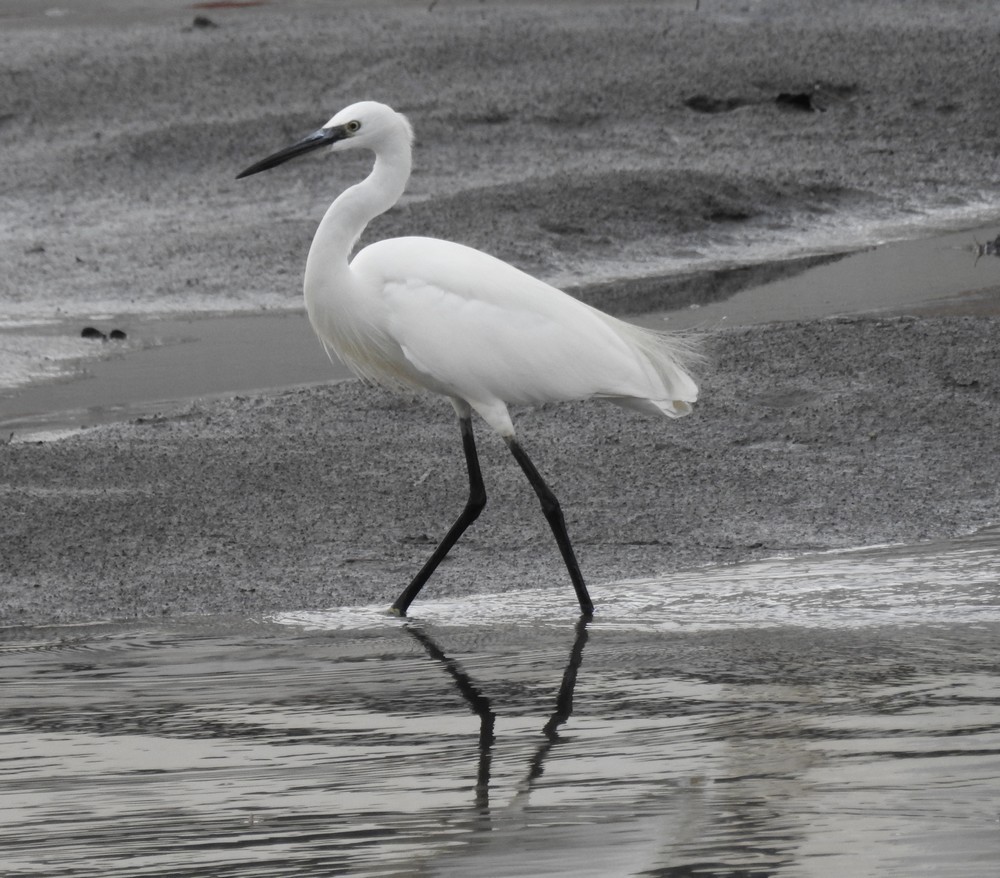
<box><xmin>238</xmin><ymin>100</ymin><xmax>699</xmax><ymax>617</ymax></box>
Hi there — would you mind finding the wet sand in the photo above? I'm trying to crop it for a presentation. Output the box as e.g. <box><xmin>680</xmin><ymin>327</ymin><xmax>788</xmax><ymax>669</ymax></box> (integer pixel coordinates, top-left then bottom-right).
<box><xmin>4</xmin><ymin>313</ymin><xmax>1000</xmax><ymax>624</ymax></box>
<box><xmin>2</xmin><ymin>0</ymin><xmax>1000</xmax><ymax>626</ymax></box>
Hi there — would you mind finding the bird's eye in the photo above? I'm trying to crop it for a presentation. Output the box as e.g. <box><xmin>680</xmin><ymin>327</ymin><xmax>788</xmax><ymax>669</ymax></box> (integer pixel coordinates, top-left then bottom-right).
<box><xmin>346</xmin><ymin>120</ymin><xmax>361</xmax><ymax>133</ymax></box>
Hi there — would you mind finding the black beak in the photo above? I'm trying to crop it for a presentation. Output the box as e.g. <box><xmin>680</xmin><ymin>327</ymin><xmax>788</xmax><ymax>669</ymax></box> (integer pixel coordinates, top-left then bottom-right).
<box><xmin>236</xmin><ymin>124</ymin><xmax>348</xmax><ymax>179</ymax></box>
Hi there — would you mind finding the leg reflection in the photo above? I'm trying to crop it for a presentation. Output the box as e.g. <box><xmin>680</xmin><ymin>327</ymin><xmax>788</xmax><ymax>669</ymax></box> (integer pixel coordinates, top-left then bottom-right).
<box><xmin>528</xmin><ymin>615</ymin><xmax>589</xmax><ymax>783</ymax></box>
<box><xmin>405</xmin><ymin>615</ymin><xmax>590</xmax><ymax>816</ymax></box>
<box><xmin>406</xmin><ymin>625</ymin><xmax>496</xmax><ymax>812</ymax></box>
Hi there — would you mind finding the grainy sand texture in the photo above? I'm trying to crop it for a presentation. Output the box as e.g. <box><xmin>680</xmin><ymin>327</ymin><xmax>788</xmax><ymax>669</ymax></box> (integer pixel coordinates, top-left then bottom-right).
<box><xmin>1</xmin><ymin>0</ymin><xmax>999</xmax><ymax>624</ymax></box>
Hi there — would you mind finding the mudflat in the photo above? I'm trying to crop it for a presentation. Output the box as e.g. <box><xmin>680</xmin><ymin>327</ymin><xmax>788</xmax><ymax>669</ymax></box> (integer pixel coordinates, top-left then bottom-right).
<box><xmin>2</xmin><ymin>0</ymin><xmax>999</xmax><ymax>625</ymax></box>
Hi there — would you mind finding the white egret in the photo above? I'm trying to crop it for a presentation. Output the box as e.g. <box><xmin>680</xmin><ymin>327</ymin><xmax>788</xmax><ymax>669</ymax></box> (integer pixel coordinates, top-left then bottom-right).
<box><xmin>237</xmin><ymin>101</ymin><xmax>698</xmax><ymax>617</ymax></box>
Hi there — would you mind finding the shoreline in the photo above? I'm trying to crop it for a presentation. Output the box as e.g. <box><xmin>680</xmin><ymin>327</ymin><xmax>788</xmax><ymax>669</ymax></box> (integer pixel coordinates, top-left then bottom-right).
<box><xmin>3</xmin><ymin>0</ymin><xmax>1000</xmax><ymax>627</ymax></box>
<box><xmin>3</xmin><ymin>312</ymin><xmax>999</xmax><ymax>627</ymax></box>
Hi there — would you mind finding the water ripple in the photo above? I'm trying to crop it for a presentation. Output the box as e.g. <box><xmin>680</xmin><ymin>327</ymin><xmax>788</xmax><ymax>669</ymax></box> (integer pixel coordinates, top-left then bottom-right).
<box><xmin>278</xmin><ymin>526</ymin><xmax>1000</xmax><ymax>633</ymax></box>
<box><xmin>2</xmin><ymin>532</ymin><xmax>999</xmax><ymax>876</ymax></box>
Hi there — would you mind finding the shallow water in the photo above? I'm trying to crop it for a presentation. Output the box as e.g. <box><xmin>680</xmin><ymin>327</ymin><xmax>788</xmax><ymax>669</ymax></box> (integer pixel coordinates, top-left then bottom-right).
<box><xmin>646</xmin><ymin>222</ymin><xmax>1000</xmax><ymax>330</ymax></box>
<box><xmin>4</xmin><ymin>221</ymin><xmax>1000</xmax><ymax>438</ymax></box>
<box><xmin>3</xmin><ymin>528</ymin><xmax>999</xmax><ymax>877</ymax></box>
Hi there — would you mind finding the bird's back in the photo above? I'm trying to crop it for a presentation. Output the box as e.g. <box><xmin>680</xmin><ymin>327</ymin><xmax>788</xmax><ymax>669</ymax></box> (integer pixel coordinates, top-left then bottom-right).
<box><xmin>341</xmin><ymin>236</ymin><xmax>698</xmax><ymax>419</ymax></box>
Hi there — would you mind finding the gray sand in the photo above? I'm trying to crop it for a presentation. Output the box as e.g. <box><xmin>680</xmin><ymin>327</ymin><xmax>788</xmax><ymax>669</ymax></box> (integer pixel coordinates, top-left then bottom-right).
<box><xmin>5</xmin><ymin>0</ymin><xmax>1000</xmax><ymax>315</ymax></box>
<box><xmin>4</xmin><ymin>315</ymin><xmax>999</xmax><ymax>624</ymax></box>
<box><xmin>2</xmin><ymin>0</ymin><xmax>1000</xmax><ymax>625</ymax></box>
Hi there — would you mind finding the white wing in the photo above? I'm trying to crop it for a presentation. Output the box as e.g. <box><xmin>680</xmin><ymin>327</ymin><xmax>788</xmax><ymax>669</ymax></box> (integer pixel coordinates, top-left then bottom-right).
<box><xmin>351</xmin><ymin>237</ymin><xmax>697</xmax><ymax>414</ymax></box>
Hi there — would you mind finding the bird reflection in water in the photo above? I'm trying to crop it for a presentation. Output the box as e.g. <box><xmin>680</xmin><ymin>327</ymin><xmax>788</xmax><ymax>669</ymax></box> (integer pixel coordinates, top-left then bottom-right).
<box><xmin>405</xmin><ymin>615</ymin><xmax>590</xmax><ymax>816</ymax></box>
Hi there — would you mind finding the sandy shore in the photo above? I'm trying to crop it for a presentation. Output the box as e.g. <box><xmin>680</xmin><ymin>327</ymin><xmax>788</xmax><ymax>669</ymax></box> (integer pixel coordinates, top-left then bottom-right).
<box><xmin>4</xmin><ymin>313</ymin><xmax>999</xmax><ymax>625</ymax></box>
<box><xmin>2</xmin><ymin>0</ymin><xmax>1000</xmax><ymax>625</ymax></box>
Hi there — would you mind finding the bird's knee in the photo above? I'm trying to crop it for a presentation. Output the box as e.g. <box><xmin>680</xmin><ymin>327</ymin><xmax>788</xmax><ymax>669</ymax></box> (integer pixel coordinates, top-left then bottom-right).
<box><xmin>467</xmin><ymin>490</ymin><xmax>487</xmax><ymax>517</ymax></box>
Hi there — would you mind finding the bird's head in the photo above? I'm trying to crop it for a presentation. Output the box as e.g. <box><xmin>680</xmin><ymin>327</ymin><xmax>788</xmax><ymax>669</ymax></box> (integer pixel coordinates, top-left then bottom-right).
<box><xmin>236</xmin><ymin>101</ymin><xmax>413</xmax><ymax>179</ymax></box>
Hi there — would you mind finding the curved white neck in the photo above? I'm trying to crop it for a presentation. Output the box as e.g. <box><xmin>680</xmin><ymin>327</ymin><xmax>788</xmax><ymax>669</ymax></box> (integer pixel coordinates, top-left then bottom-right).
<box><xmin>306</xmin><ymin>138</ymin><xmax>412</xmax><ymax>280</ymax></box>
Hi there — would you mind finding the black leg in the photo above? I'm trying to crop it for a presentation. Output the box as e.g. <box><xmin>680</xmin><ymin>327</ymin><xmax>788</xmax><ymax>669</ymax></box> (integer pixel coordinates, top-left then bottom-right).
<box><xmin>505</xmin><ymin>438</ymin><xmax>595</xmax><ymax>617</ymax></box>
<box><xmin>391</xmin><ymin>417</ymin><xmax>487</xmax><ymax>616</ymax></box>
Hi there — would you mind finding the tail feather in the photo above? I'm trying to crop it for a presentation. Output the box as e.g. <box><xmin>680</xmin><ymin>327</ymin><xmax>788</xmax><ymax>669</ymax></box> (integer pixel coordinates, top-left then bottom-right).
<box><xmin>607</xmin><ymin>315</ymin><xmax>702</xmax><ymax>406</ymax></box>
<box><xmin>609</xmin><ymin>395</ymin><xmax>694</xmax><ymax>419</ymax></box>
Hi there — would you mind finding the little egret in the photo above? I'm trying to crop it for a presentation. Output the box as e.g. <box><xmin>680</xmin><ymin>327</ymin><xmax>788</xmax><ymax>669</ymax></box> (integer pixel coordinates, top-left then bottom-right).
<box><xmin>237</xmin><ymin>100</ymin><xmax>698</xmax><ymax>617</ymax></box>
